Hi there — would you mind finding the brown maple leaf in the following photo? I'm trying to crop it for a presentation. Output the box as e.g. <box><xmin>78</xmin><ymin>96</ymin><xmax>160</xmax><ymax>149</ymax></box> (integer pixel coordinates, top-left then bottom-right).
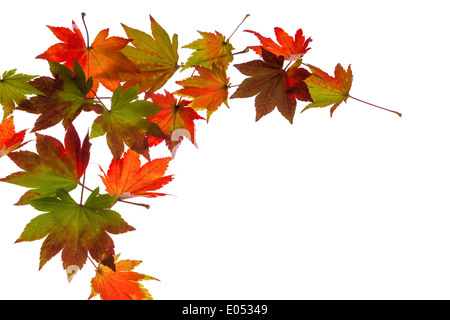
<box><xmin>230</xmin><ymin>48</ymin><xmax>297</xmax><ymax>123</ymax></box>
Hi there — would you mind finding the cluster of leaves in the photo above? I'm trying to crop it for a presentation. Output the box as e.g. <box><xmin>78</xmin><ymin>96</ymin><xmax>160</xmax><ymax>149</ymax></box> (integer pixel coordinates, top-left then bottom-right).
<box><xmin>0</xmin><ymin>13</ymin><xmax>401</xmax><ymax>300</ymax></box>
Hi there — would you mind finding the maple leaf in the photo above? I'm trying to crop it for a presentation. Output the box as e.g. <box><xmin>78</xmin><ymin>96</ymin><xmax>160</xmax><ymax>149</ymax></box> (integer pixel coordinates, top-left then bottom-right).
<box><xmin>17</xmin><ymin>61</ymin><xmax>95</xmax><ymax>132</ymax></box>
<box><xmin>302</xmin><ymin>63</ymin><xmax>353</xmax><ymax>116</ymax></box>
<box><xmin>230</xmin><ymin>48</ymin><xmax>297</xmax><ymax>123</ymax></box>
<box><xmin>1</xmin><ymin>123</ymin><xmax>90</xmax><ymax>205</ymax></box>
<box><xmin>175</xmin><ymin>65</ymin><xmax>230</xmax><ymax>122</ymax></box>
<box><xmin>181</xmin><ymin>31</ymin><xmax>234</xmax><ymax>71</ymax></box>
<box><xmin>100</xmin><ymin>149</ymin><xmax>173</xmax><ymax>200</ymax></box>
<box><xmin>16</xmin><ymin>188</ymin><xmax>134</xmax><ymax>271</ymax></box>
<box><xmin>36</xmin><ymin>19</ymin><xmax>138</xmax><ymax>94</ymax></box>
<box><xmin>145</xmin><ymin>90</ymin><xmax>204</xmax><ymax>152</ymax></box>
<box><xmin>120</xmin><ymin>15</ymin><xmax>180</xmax><ymax>94</ymax></box>
<box><xmin>89</xmin><ymin>254</ymin><xmax>158</xmax><ymax>300</ymax></box>
<box><xmin>0</xmin><ymin>116</ymin><xmax>27</xmax><ymax>158</ymax></box>
<box><xmin>245</xmin><ymin>27</ymin><xmax>311</xmax><ymax>61</ymax></box>
<box><xmin>0</xmin><ymin>69</ymin><xmax>42</xmax><ymax>120</ymax></box>
<box><xmin>90</xmin><ymin>86</ymin><xmax>167</xmax><ymax>162</ymax></box>
<box><xmin>285</xmin><ymin>64</ymin><xmax>313</xmax><ymax>102</ymax></box>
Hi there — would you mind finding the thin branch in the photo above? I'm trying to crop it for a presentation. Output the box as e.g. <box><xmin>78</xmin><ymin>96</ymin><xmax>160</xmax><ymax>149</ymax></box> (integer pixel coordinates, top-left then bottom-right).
<box><xmin>349</xmin><ymin>95</ymin><xmax>402</xmax><ymax>117</ymax></box>
<box><xmin>228</xmin><ymin>14</ymin><xmax>250</xmax><ymax>40</ymax></box>
<box><xmin>81</xmin><ymin>12</ymin><xmax>90</xmax><ymax>48</ymax></box>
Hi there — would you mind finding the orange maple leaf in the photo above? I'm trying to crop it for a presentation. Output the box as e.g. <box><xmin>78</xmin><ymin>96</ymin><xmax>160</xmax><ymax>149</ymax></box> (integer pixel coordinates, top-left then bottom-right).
<box><xmin>145</xmin><ymin>90</ymin><xmax>204</xmax><ymax>152</ymax></box>
<box><xmin>175</xmin><ymin>65</ymin><xmax>230</xmax><ymax>122</ymax></box>
<box><xmin>0</xmin><ymin>116</ymin><xmax>27</xmax><ymax>158</ymax></box>
<box><xmin>245</xmin><ymin>27</ymin><xmax>311</xmax><ymax>61</ymax></box>
<box><xmin>36</xmin><ymin>20</ymin><xmax>138</xmax><ymax>94</ymax></box>
<box><xmin>99</xmin><ymin>149</ymin><xmax>173</xmax><ymax>200</ymax></box>
<box><xmin>89</xmin><ymin>254</ymin><xmax>159</xmax><ymax>300</ymax></box>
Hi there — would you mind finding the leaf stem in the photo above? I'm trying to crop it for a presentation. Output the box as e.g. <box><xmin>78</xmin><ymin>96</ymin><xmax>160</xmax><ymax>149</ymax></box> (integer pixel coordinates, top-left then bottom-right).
<box><xmin>228</xmin><ymin>14</ymin><xmax>250</xmax><ymax>40</ymax></box>
<box><xmin>118</xmin><ymin>199</ymin><xmax>150</xmax><ymax>209</ymax></box>
<box><xmin>87</xmin><ymin>255</ymin><xmax>98</xmax><ymax>269</ymax></box>
<box><xmin>86</xmin><ymin>97</ymin><xmax>113</xmax><ymax>100</ymax></box>
<box><xmin>81</xmin><ymin>12</ymin><xmax>90</xmax><ymax>49</ymax></box>
<box><xmin>90</xmin><ymin>89</ymin><xmax>110</xmax><ymax>112</ymax></box>
<box><xmin>349</xmin><ymin>95</ymin><xmax>402</xmax><ymax>117</ymax></box>
<box><xmin>232</xmin><ymin>48</ymin><xmax>249</xmax><ymax>56</ymax></box>
<box><xmin>77</xmin><ymin>182</ymin><xmax>150</xmax><ymax>209</ymax></box>
<box><xmin>283</xmin><ymin>61</ymin><xmax>293</xmax><ymax>72</ymax></box>
<box><xmin>79</xmin><ymin>174</ymin><xmax>86</xmax><ymax>205</ymax></box>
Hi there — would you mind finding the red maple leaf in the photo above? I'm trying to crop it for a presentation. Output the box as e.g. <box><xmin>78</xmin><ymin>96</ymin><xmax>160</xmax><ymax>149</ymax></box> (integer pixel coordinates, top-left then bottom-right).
<box><xmin>245</xmin><ymin>27</ymin><xmax>311</xmax><ymax>61</ymax></box>
<box><xmin>0</xmin><ymin>116</ymin><xmax>27</xmax><ymax>158</ymax></box>
<box><xmin>36</xmin><ymin>20</ymin><xmax>138</xmax><ymax>95</ymax></box>
<box><xmin>100</xmin><ymin>149</ymin><xmax>173</xmax><ymax>200</ymax></box>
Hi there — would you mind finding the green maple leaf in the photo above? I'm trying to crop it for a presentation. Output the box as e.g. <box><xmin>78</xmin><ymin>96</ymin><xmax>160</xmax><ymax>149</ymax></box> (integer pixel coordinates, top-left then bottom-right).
<box><xmin>120</xmin><ymin>15</ymin><xmax>180</xmax><ymax>94</ymax></box>
<box><xmin>1</xmin><ymin>123</ymin><xmax>90</xmax><ymax>205</ymax></box>
<box><xmin>181</xmin><ymin>30</ymin><xmax>234</xmax><ymax>71</ymax></box>
<box><xmin>17</xmin><ymin>61</ymin><xmax>95</xmax><ymax>132</ymax></box>
<box><xmin>0</xmin><ymin>69</ymin><xmax>42</xmax><ymax>120</ymax></box>
<box><xmin>16</xmin><ymin>188</ymin><xmax>134</xmax><ymax>271</ymax></box>
<box><xmin>90</xmin><ymin>85</ymin><xmax>167</xmax><ymax>161</ymax></box>
<box><xmin>302</xmin><ymin>63</ymin><xmax>353</xmax><ymax>117</ymax></box>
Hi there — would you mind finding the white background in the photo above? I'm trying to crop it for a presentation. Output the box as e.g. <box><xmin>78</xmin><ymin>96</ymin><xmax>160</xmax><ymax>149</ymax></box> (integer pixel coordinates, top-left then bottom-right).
<box><xmin>1</xmin><ymin>0</ymin><xmax>450</xmax><ymax>300</ymax></box>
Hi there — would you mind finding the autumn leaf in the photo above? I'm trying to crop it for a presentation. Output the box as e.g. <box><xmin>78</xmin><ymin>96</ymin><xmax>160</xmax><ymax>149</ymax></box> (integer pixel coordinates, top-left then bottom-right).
<box><xmin>285</xmin><ymin>64</ymin><xmax>313</xmax><ymax>102</ymax></box>
<box><xmin>245</xmin><ymin>27</ymin><xmax>311</xmax><ymax>61</ymax></box>
<box><xmin>145</xmin><ymin>90</ymin><xmax>204</xmax><ymax>151</ymax></box>
<box><xmin>303</xmin><ymin>63</ymin><xmax>402</xmax><ymax>117</ymax></box>
<box><xmin>230</xmin><ymin>48</ymin><xmax>297</xmax><ymax>123</ymax></box>
<box><xmin>0</xmin><ymin>116</ymin><xmax>27</xmax><ymax>158</ymax></box>
<box><xmin>17</xmin><ymin>61</ymin><xmax>95</xmax><ymax>132</ymax></box>
<box><xmin>302</xmin><ymin>63</ymin><xmax>353</xmax><ymax>116</ymax></box>
<box><xmin>120</xmin><ymin>15</ymin><xmax>180</xmax><ymax>94</ymax></box>
<box><xmin>16</xmin><ymin>188</ymin><xmax>134</xmax><ymax>271</ymax></box>
<box><xmin>0</xmin><ymin>69</ymin><xmax>42</xmax><ymax>120</ymax></box>
<box><xmin>100</xmin><ymin>149</ymin><xmax>173</xmax><ymax>200</ymax></box>
<box><xmin>181</xmin><ymin>30</ymin><xmax>234</xmax><ymax>71</ymax></box>
<box><xmin>175</xmin><ymin>65</ymin><xmax>229</xmax><ymax>122</ymax></box>
<box><xmin>36</xmin><ymin>19</ymin><xmax>138</xmax><ymax>94</ymax></box>
<box><xmin>89</xmin><ymin>254</ymin><xmax>158</xmax><ymax>300</ymax></box>
<box><xmin>90</xmin><ymin>86</ymin><xmax>167</xmax><ymax>162</ymax></box>
<box><xmin>1</xmin><ymin>123</ymin><xmax>90</xmax><ymax>205</ymax></box>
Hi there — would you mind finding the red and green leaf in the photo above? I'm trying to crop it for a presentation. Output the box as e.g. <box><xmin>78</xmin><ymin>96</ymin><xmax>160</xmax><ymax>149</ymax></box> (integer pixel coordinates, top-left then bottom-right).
<box><xmin>90</xmin><ymin>86</ymin><xmax>167</xmax><ymax>162</ymax></box>
<box><xmin>17</xmin><ymin>61</ymin><xmax>95</xmax><ymax>132</ymax></box>
<box><xmin>16</xmin><ymin>188</ymin><xmax>134</xmax><ymax>271</ymax></box>
<box><xmin>302</xmin><ymin>63</ymin><xmax>353</xmax><ymax>116</ymax></box>
<box><xmin>1</xmin><ymin>123</ymin><xmax>90</xmax><ymax>205</ymax></box>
